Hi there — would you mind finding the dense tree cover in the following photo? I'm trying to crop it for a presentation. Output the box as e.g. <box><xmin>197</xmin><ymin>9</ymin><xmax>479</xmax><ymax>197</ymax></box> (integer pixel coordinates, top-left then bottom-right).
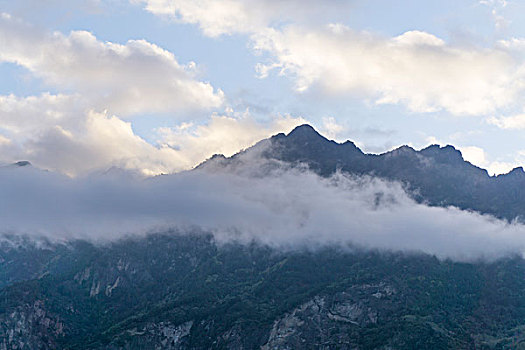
<box><xmin>2</xmin><ymin>234</ymin><xmax>525</xmax><ymax>349</ymax></box>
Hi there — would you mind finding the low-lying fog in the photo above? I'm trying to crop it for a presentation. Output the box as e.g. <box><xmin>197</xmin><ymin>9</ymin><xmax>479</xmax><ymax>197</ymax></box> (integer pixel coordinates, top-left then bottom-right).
<box><xmin>1</xmin><ymin>155</ymin><xmax>524</xmax><ymax>262</ymax></box>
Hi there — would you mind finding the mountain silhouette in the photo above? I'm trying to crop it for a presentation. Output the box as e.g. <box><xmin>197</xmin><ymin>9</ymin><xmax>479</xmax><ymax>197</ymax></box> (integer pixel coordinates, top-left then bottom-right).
<box><xmin>210</xmin><ymin>124</ymin><xmax>524</xmax><ymax>221</ymax></box>
<box><xmin>4</xmin><ymin>125</ymin><xmax>525</xmax><ymax>349</ymax></box>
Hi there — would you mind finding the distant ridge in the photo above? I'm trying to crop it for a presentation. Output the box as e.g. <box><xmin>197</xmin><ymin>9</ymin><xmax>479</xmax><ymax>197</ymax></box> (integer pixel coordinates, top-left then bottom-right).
<box><xmin>203</xmin><ymin>124</ymin><xmax>525</xmax><ymax>222</ymax></box>
<box><xmin>13</xmin><ymin>161</ymin><xmax>31</xmax><ymax>167</ymax></box>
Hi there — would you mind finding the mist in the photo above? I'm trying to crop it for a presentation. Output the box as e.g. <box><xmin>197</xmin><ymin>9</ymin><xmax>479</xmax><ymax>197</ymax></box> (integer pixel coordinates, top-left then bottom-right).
<box><xmin>1</xmin><ymin>157</ymin><xmax>525</xmax><ymax>262</ymax></box>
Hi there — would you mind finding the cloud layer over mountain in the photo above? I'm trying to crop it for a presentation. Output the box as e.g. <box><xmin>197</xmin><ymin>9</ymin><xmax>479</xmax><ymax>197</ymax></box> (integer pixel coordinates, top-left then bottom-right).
<box><xmin>2</xmin><ymin>155</ymin><xmax>525</xmax><ymax>262</ymax></box>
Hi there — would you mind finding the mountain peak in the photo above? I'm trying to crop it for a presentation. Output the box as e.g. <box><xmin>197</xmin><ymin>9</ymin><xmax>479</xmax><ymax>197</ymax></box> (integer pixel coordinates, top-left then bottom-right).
<box><xmin>420</xmin><ymin>144</ymin><xmax>464</xmax><ymax>164</ymax></box>
<box><xmin>386</xmin><ymin>145</ymin><xmax>417</xmax><ymax>157</ymax></box>
<box><xmin>287</xmin><ymin>124</ymin><xmax>324</xmax><ymax>140</ymax></box>
<box><xmin>13</xmin><ymin>161</ymin><xmax>31</xmax><ymax>167</ymax></box>
<box><xmin>499</xmin><ymin>166</ymin><xmax>525</xmax><ymax>179</ymax></box>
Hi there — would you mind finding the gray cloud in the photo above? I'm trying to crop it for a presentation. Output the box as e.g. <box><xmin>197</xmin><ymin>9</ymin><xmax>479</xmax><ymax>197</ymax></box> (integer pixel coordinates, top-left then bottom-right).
<box><xmin>1</xmin><ymin>155</ymin><xmax>525</xmax><ymax>262</ymax></box>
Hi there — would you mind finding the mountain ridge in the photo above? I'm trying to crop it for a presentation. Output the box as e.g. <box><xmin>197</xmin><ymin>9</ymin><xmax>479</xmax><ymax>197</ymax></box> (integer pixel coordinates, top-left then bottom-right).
<box><xmin>2</xmin><ymin>124</ymin><xmax>525</xmax><ymax>349</ymax></box>
<box><xmin>203</xmin><ymin>124</ymin><xmax>524</xmax><ymax>222</ymax></box>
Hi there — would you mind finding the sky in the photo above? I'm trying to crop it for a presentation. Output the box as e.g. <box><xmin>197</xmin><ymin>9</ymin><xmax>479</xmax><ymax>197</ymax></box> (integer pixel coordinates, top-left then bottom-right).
<box><xmin>1</xmin><ymin>0</ymin><xmax>525</xmax><ymax>176</ymax></box>
<box><xmin>3</xmin><ymin>0</ymin><xmax>525</xmax><ymax>259</ymax></box>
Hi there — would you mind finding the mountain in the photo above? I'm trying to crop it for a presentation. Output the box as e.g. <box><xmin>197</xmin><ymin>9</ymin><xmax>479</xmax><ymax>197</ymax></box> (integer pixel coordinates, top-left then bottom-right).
<box><xmin>3</xmin><ymin>233</ymin><xmax>525</xmax><ymax>349</ymax></box>
<box><xmin>2</xmin><ymin>125</ymin><xmax>525</xmax><ymax>349</ymax></box>
<box><xmin>230</xmin><ymin>124</ymin><xmax>524</xmax><ymax>222</ymax></box>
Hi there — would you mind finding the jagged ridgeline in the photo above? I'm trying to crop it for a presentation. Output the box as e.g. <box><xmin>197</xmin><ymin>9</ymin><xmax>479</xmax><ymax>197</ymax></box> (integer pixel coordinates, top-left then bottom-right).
<box><xmin>249</xmin><ymin>124</ymin><xmax>525</xmax><ymax>222</ymax></box>
<box><xmin>2</xmin><ymin>125</ymin><xmax>525</xmax><ymax>349</ymax></box>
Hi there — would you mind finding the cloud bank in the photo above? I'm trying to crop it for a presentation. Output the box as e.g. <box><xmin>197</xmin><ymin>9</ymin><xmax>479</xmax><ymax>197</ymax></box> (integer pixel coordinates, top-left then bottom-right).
<box><xmin>0</xmin><ymin>94</ymin><xmax>304</xmax><ymax>175</ymax></box>
<box><xmin>2</xmin><ymin>155</ymin><xmax>525</xmax><ymax>262</ymax></box>
<box><xmin>253</xmin><ymin>26</ymin><xmax>522</xmax><ymax>116</ymax></box>
<box><xmin>0</xmin><ymin>13</ymin><xmax>309</xmax><ymax>176</ymax></box>
<box><xmin>132</xmin><ymin>0</ymin><xmax>525</xmax><ymax>117</ymax></box>
<box><xmin>132</xmin><ymin>0</ymin><xmax>354</xmax><ymax>37</ymax></box>
<box><xmin>0</xmin><ymin>13</ymin><xmax>223</xmax><ymax>116</ymax></box>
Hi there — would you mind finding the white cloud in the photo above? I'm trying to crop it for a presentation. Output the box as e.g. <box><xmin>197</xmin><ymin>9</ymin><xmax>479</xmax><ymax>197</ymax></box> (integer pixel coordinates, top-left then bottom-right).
<box><xmin>0</xmin><ymin>95</ymin><xmax>183</xmax><ymax>176</ymax></box>
<box><xmin>21</xmin><ymin>111</ymin><xmax>184</xmax><ymax>176</ymax></box>
<box><xmin>480</xmin><ymin>0</ymin><xmax>510</xmax><ymax>30</ymax></box>
<box><xmin>0</xmin><ymin>14</ymin><xmax>239</xmax><ymax>176</ymax></box>
<box><xmin>253</xmin><ymin>25</ymin><xmax>522</xmax><ymax>116</ymax></box>
<box><xmin>488</xmin><ymin>113</ymin><xmax>525</xmax><ymax>129</ymax></box>
<box><xmin>0</xmin><ymin>13</ymin><xmax>224</xmax><ymax>116</ymax></box>
<box><xmin>320</xmin><ymin>116</ymin><xmax>345</xmax><ymax>141</ymax></box>
<box><xmin>0</xmin><ymin>135</ymin><xmax>11</xmax><ymax>146</ymax></box>
<box><xmin>0</xmin><ymin>93</ymin><xmax>305</xmax><ymax>175</ymax></box>
<box><xmin>498</xmin><ymin>37</ymin><xmax>525</xmax><ymax>50</ymax></box>
<box><xmin>487</xmin><ymin>161</ymin><xmax>518</xmax><ymax>175</ymax></box>
<box><xmin>0</xmin><ymin>93</ymin><xmax>82</xmax><ymax>134</ymax></box>
<box><xmin>131</xmin><ymin>0</ymin><xmax>354</xmax><ymax>37</ymax></box>
<box><xmin>131</xmin><ymin>1</ymin><xmax>525</xmax><ymax>117</ymax></box>
<box><xmin>460</xmin><ymin>146</ymin><xmax>487</xmax><ymax>166</ymax></box>
<box><xmin>460</xmin><ymin>145</ymin><xmax>517</xmax><ymax>175</ymax></box>
<box><xmin>157</xmin><ymin>112</ymin><xmax>307</xmax><ymax>167</ymax></box>
<box><xmin>2</xmin><ymin>157</ymin><xmax>525</xmax><ymax>261</ymax></box>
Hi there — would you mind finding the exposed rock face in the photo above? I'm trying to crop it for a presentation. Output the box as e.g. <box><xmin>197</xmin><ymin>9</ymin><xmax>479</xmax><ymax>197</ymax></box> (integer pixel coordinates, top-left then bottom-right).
<box><xmin>2</xmin><ymin>234</ymin><xmax>525</xmax><ymax>349</ymax></box>
<box><xmin>0</xmin><ymin>301</ymin><xmax>64</xmax><ymax>350</ymax></box>
<box><xmin>263</xmin><ymin>284</ymin><xmax>394</xmax><ymax>349</ymax></box>
<box><xmin>105</xmin><ymin>321</ymin><xmax>193</xmax><ymax>350</ymax></box>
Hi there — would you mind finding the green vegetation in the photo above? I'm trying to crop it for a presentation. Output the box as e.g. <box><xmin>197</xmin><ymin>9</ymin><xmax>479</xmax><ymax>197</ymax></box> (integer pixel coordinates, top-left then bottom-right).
<box><xmin>2</xmin><ymin>234</ymin><xmax>525</xmax><ymax>349</ymax></box>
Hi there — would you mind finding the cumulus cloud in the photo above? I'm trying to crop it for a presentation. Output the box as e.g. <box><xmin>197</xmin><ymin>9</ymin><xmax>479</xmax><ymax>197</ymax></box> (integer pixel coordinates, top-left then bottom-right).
<box><xmin>488</xmin><ymin>113</ymin><xmax>525</xmax><ymax>129</ymax></box>
<box><xmin>2</xmin><ymin>155</ymin><xmax>525</xmax><ymax>262</ymax></box>
<box><xmin>0</xmin><ymin>93</ymin><xmax>305</xmax><ymax>175</ymax></box>
<box><xmin>131</xmin><ymin>0</ymin><xmax>354</xmax><ymax>37</ymax></box>
<box><xmin>0</xmin><ymin>13</ymin><xmax>223</xmax><ymax>116</ymax></box>
<box><xmin>480</xmin><ymin>0</ymin><xmax>510</xmax><ymax>30</ymax></box>
<box><xmin>0</xmin><ymin>14</ymin><xmax>307</xmax><ymax>176</ymax></box>
<box><xmin>253</xmin><ymin>25</ymin><xmax>523</xmax><ymax>116</ymax></box>
<box><xmin>131</xmin><ymin>0</ymin><xmax>525</xmax><ymax>117</ymax></box>
<box><xmin>0</xmin><ymin>93</ymin><xmax>82</xmax><ymax>134</ymax></box>
<box><xmin>0</xmin><ymin>93</ymin><xmax>180</xmax><ymax>175</ymax></box>
<box><xmin>459</xmin><ymin>145</ymin><xmax>517</xmax><ymax>175</ymax></box>
<box><xmin>157</xmin><ymin>113</ymin><xmax>306</xmax><ymax>164</ymax></box>
<box><xmin>21</xmin><ymin>111</ymin><xmax>184</xmax><ymax>176</ymax></box>
<box><xmin>320</xmin><ymin>116</ymin><xmax>345</xmax><ymax>141</ymax></box>
<box><xmin>0</xmin><ymin>13</ymin><xmax>312</xmax><ymax>176</ymax></box>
